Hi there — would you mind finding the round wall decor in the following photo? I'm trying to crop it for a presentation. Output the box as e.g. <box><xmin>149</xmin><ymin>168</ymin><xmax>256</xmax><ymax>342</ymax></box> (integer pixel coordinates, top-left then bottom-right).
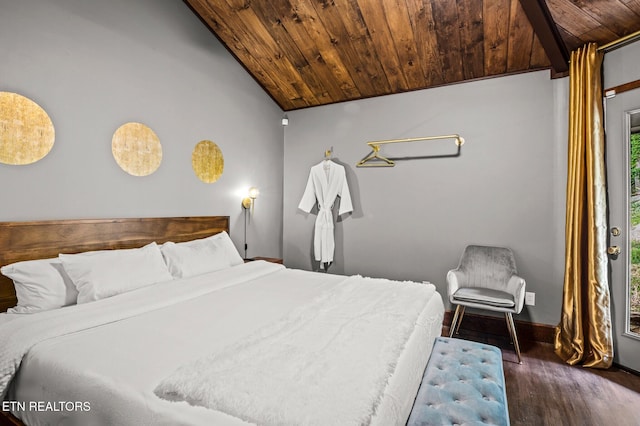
<box><xmin>112</xmin><ymin>122</ymin><xmax>162</xmax><ymax>176</ymax></box>
<box><xmin>0</xmin><ymin>92</ymin><xmax>55</xmax><ymax>165</ymax></box>
<box><xmin>192</xmin><ymin>140</ymin><xmax>224</xmax><ymax>183</ymax></box>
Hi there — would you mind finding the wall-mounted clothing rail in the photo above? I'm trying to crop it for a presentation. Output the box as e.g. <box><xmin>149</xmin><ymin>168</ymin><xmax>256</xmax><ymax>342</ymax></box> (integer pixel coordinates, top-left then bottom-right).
<box><xmin>356</xmin><ymin>134</ymin><xmax>465</xmax><ymax>167</ymax></box>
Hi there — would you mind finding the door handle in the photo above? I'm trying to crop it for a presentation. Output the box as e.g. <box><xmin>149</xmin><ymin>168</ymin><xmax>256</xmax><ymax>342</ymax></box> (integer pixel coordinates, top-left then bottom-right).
<box><xmin>607</xmin><ymin>246</ymin><xmax>621</xmax><ymax>255</ymax></box>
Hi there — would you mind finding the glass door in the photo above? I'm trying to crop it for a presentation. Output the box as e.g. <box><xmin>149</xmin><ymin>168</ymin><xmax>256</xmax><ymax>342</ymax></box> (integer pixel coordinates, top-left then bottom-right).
<box><xmin>605</xmin><ymin>89</ymin><xmax>640</xmax><ymax>372</ymax></box>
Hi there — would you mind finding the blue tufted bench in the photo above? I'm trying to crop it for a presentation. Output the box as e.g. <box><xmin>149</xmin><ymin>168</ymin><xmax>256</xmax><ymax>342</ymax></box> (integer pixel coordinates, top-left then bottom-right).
<box><xmin>407</xmin><ymin>337</ymin><xmax>509</xmax><ymax>426</ymax></box>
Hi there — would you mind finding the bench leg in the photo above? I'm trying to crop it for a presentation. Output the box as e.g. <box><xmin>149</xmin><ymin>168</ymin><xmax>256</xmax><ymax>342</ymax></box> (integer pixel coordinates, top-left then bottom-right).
<box><xmin>505</xmin><ymin>312</ymin><xmax>522</xmax><ymax>364</ymax></box>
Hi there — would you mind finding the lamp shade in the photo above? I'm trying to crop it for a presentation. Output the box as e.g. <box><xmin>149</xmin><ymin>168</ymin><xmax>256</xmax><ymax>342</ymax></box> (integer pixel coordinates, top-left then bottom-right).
<box><xmin>248</xmin><ymin>187</ymin><xmax>259</xmax><ymax>199</ymax></box>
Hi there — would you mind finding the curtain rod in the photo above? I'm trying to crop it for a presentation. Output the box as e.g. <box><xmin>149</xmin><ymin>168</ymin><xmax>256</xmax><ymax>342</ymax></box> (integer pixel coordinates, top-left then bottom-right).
<box><xmin>597</xmin><ymin>29</ymin><xmax>640</xmax><ymax>52</ymax></box>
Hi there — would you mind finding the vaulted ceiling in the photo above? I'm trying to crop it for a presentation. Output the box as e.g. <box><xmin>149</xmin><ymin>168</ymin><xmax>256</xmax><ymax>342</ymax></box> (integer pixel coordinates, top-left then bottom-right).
<box><xmin>185</xmin><ymin>0</ymin><xmax>640</xmax><ymax>111</ymax></box>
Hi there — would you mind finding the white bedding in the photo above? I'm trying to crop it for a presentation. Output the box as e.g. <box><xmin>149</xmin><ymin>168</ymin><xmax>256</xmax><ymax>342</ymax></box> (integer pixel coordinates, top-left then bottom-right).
<box><xmin>2</xmin><ymin>261</ymin><xmax>444</xmax><ymax>426</ymax></box>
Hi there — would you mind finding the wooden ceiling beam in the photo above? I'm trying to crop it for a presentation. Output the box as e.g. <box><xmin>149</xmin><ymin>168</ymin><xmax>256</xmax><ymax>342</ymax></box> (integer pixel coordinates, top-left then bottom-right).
<box><xmin>518</xmin><ymin>0</ymin><xmax>569</xmax><ymax>73</ymax></box>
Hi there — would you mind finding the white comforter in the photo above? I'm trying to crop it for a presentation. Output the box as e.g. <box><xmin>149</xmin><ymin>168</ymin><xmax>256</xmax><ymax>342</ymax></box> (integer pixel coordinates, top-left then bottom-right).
<box><xmin>1</xmin><ymin>261</ymin><xmax>444</xmax><ymax>426</ymax></box>
<box><xmin>155</xmin><ymin>275</ymin><xmax>437</xmax><ymax>426</ymax></box>
<box><xmin>0</xmin><ymin>261</ymin><xmax>278</xmax><ymax>399</ymax></box>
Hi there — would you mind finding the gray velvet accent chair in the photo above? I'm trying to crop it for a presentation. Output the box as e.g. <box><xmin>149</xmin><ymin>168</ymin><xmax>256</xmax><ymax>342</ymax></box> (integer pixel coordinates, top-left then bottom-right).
<box><xmin>447</xmin><ymin>245</ymin><xmax>526</xmax><ymax>364</ymax></box>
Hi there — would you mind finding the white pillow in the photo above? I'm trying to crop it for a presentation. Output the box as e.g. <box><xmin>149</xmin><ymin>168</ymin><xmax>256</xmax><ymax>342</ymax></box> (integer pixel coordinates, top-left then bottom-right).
<box><xmin>1</xmin><ymin>258</ymin><xmax>79</xmax><ymax>314</ymax></box>
<box><xmin>161</xmin><ymin>231</ymin><xmax>244</xmax><ymax>279</ymax></box>
<box><xmin>214</xmin><ymin>231</ymin><xmax>244</xmax><ymax>266</ymax></box>
<box><xmin>60</xmin><ymin>242</ymin><xmax>173</xmax><ymax>304</ymax></box>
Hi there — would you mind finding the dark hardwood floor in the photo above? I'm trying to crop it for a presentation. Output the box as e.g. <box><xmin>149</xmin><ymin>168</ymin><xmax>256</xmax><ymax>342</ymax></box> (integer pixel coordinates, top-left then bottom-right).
<box><xmin>449</xmin><ymin>329</ymin><xmax>640</xmax><ymax>426</ymax></box>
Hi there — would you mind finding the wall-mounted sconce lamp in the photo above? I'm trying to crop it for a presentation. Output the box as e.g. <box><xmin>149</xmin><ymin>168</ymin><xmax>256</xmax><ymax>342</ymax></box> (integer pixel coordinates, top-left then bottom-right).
<box><xmin>242</xmin><ymin>186</ymin><xmax>259</xmax><ymax>259</ymax></box>
<box><xmin>242</xmin><ymin>186</ymin><xmax>259</xmax><ymax>209</ymax></box>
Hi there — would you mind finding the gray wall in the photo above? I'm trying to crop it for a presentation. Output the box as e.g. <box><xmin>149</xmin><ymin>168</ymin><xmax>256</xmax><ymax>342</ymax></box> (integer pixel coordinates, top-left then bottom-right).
<box><xmin>284</xmin><ymin>71</ymin><xmax>569</xmax><ymax>326</ymax></box>
<box><xmin>0</xmin><ymin>0</ymin><xmax>284</xmax><ymax>258</ymax></box>
<box><xmin>604</xmin><ymin>40</ymin><xmax>640</xmax><ymax>88</ymax></box>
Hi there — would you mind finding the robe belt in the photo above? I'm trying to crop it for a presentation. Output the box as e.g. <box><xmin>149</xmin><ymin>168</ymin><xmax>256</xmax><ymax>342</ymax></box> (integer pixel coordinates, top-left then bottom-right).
<box><xmin>316</xmin><ymin>203</ymin><xmax>334</xmax><ymax>229</ymax></box>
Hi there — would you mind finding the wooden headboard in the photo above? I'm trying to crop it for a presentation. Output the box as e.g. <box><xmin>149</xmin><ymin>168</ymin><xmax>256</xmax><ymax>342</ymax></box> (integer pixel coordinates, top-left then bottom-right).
<box><xmin>0</xmin><ymin>216</ymin><xmax>230</xmax><ymax>312</ymax></box>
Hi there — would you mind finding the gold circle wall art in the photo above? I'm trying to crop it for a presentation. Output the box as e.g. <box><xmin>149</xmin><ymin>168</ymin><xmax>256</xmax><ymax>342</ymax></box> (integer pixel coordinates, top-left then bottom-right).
<box><xmin>0</xmin><ymin>92</ymin><xmax>55</xmax><ymax>165</ymax></box>
<box><xmin>111</xmin><ymin>122</ymin><xmax>162</xmax><ymax>176</ymax></box>
<box><xmin>192</xmin><ymin>140</ymin><xmax>224</xmax><ymax>183</ymax></box>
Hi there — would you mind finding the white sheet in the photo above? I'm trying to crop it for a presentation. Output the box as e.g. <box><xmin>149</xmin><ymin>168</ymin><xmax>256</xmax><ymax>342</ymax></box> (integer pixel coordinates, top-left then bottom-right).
<box><xmin>3</xmin><ymin>261</ymin><xmax>444</xmax><ymax>426</ymax></box>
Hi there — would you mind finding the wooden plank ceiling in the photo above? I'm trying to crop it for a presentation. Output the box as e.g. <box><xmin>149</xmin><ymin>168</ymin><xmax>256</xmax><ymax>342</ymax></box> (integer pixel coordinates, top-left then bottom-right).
<box><xmin>186</xmin><ymin>0</ymin><xmax>640</xmax><ymax>111</ymax></box>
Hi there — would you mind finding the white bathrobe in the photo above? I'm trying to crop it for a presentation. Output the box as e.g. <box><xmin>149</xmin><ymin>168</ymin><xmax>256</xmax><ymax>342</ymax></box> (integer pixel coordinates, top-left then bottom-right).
<box><xmin>298</xmin><ymin>160</ymin><xmax>353</xmax><ymax>265</ymax></box>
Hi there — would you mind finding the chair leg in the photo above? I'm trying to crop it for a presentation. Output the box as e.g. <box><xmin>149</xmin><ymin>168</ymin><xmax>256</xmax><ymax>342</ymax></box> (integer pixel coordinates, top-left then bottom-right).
<box><xmin>455</xmin><ymin>306</ymin><xmax>465</xmax><ymax>334</ymax></box>
<box><xmin>505</xmin><ymin>312</ymin><xmax>522</xmax><ymax>364</ymax></box>
<box><xmin>505</xmin><ymin>312</ymin><xmax>514</xmax><ymax>344</ymax></box>
<box><xmin>449</xmin><ymin>305</ymin><xmax>464</xmax><ymax>337</ymax></box>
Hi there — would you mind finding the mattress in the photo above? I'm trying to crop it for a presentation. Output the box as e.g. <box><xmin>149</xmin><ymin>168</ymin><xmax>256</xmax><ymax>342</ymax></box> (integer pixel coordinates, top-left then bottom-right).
<box><xmin>3</xmin><ymin>261</ymin><xmax>444</xmax><ymax>426</ymax></box>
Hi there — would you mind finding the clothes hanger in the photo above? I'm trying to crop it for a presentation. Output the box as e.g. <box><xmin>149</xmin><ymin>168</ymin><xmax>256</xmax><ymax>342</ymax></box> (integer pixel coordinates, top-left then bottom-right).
<box><xmin>356</xmin><ymin>145</ymin><xmax>395</xmax><ymax>167</ymax></box>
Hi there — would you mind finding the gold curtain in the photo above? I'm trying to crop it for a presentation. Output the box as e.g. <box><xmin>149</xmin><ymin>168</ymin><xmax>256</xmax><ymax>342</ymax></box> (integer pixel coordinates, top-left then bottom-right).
<box><xmin>554</xmin><ymin>43</ymin><xmax>613</xmax><ymax>369</ymax></box>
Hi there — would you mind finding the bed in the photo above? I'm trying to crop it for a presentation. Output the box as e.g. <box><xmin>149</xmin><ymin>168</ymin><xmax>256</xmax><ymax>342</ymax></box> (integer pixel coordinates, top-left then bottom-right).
<box><xmin>0</xmin><ymin>216</ymin><xmax>444</xmax><ymax>426</ymax></box>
